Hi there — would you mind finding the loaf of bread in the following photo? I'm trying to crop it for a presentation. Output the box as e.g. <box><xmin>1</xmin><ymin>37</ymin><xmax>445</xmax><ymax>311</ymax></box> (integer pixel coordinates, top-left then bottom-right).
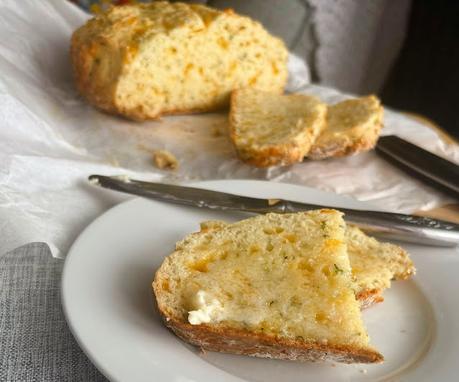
<box><xmin>71</xmin><ymin>2</ymin><xmax>288</xmax><ymax>120</ymax></box>
<box><xmin>197</xmin><ymin>220</ymin><xmax>415</xmax><ymax>309</ymax></box>
<box><xmin>153</xmin><ymin>210</ymin><xmax>383</xmax><ymax>363</ymax></box>
<box><xmin>308</xmin><ymin>96</ymin><xmax>383</xmax><ymax>160</ymax></box>
<box><xmin>229</xmin><ymin>88</ymin><xmax>327</xmax><ymax>167</ymax></box>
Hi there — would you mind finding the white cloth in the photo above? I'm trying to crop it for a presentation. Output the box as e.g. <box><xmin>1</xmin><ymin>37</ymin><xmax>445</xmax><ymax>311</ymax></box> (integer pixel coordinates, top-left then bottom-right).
<box><xmin>207</xmin><ymin>0</ymin><xmax>412</xmax><ymax>94</ymax></box>
<box><xmin>0</xmin><ymin>0</ymin><xmax>458</xmax><ymax>258</ymax></box>
<box><xmin>309</xmin><ymin>0</ymin><xmax>412</xmax><ymax>93</ymax></box>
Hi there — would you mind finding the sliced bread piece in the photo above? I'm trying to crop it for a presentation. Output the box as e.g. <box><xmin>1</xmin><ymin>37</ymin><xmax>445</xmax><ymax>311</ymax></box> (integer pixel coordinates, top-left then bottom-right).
<box><xmin>153</xmin><ymin>210</ymin><xmax>383</xmax><ymax>363</ymax></box>
<box><xmin>346</xmin><ymin>225</ymin><xmax>415</xmax><ymax>308</ymax></box>
<box><xmin>199</xmin><ymin>220</ymin><xmax>415</xmax><ymax>309</ymax></box>
<box><xmin>229</xmin><ymin>88</ymin><xmax>327</xmax><ymax>167</ymax></box>
<box><xmin>308</xmin><ymin>96</ymin><xmax>383</xmax><ymax>160</ymax></box>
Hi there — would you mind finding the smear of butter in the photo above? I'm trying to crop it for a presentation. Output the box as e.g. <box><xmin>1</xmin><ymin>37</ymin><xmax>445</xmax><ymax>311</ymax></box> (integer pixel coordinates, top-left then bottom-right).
<box><xmin>188</xmin><ymin>290</ymin><xmax>224</xmax><ymax>325</ymax></box>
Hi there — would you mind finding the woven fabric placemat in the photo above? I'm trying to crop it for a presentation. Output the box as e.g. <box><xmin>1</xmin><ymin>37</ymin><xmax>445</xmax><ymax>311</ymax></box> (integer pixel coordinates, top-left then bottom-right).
<box><xmin>0</xmin><ymin>243</ymin><xmax>107</xmax><ymax>381</ymax></box>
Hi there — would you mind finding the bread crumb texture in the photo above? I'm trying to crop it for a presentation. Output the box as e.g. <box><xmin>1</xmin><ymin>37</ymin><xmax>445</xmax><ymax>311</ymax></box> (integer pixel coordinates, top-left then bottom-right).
<box><xmin>71</xmin><ymin>2</ymin><xmax>288</xmax><ymax>120</ymax></box>
<box><xmin>347</xmin><ymin>225</ymin><xmax>415</xmax><ymax>295</ymax></box>
<box><xmin>154</xmin><ymin>210</ymin><xmax>384</xmax><ymax>363</ymax></box>
<box><xmin>196</xmin><ymin>220</ymin><xmax>415</xmax><ymax>309</ymax></box>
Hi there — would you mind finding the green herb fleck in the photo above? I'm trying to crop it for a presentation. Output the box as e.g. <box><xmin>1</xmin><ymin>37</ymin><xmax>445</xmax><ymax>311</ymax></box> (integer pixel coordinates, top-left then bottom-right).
<box><xmin>333</xmin><ymin>264</ymin><xmax>344</xmax><ymax>274</ymax></box>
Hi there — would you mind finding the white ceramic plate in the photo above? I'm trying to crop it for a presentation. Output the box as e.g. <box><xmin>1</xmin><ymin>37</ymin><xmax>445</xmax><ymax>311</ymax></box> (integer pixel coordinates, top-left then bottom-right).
<box><xmin>62</xmin><ymin>180</ymin><xmax>459</xmax><ymax>382</ymax></box>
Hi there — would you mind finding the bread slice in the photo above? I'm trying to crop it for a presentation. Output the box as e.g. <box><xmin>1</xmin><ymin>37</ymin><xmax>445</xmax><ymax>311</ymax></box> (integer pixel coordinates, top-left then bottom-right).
<box><xmin>346</xmin><ymin>225</ymin><xmax>415</xmax><ymax>308</ymax></box>
<box><xmin>308</xmin><ymin>96</ymin><xmax>383</xmax><ymax>160</ymax></box>
<box><xmin>71</xmin><ymin>2</ymin><xmax>288</xmax><ymax>120</ymax></box>
<box><xmin>229</xmin><ymin>88</ymin><xmax>327</xmax><ymax>167</ymax></box>
<box><xmin>198</xmin><ymin>221</ymin><xmax>415</xmax><ymax>309</ymax></box>
<box><xmin>153</xmin><ymin>210</ymin><xmax>383</xmax><ymax>363</ymax></box>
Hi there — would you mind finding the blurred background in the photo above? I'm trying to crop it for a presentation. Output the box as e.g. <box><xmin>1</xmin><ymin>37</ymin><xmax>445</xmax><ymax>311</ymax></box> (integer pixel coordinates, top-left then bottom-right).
<box><xmin>71</xmin><ymin>0</ymin><xmax>459</xmax><ymax>139</ymax></box>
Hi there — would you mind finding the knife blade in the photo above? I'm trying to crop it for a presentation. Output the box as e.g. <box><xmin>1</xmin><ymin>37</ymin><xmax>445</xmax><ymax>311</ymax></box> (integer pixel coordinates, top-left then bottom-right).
<box><xmin>89</xmin><ymin>175</ymin><xmax>459</xmax><ymax>247</ymax></box>
<box><xmin>376</xmin><ymin>135</ymin><xmax>459</xmax><ymax>200</ymax></box>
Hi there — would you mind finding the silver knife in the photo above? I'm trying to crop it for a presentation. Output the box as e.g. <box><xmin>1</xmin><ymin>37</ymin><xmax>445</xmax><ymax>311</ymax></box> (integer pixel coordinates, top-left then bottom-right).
<box><xmin>88</xmin><ymin>175</ymin><xmax>459</xmax><ymax>247</ymax></box>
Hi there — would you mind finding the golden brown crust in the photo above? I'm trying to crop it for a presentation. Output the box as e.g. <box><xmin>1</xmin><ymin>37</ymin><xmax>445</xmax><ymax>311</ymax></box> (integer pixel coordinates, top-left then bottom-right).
<box><xmin>233</xmin><ymin>144</ymin><xmax>309</xmax><ymax>168</ymax></box>
<box><xmin>356</xmin><ymin>289</ymin><xmax>384</xmax><ymax>310</ymax></box>
<box><xmin>308</xmin><ymin>134</ymin><xmax>381</xmax><ymax>161</ymax></box>
<box><xmin>96</xmin><ymin>101</ymin><xmax>226</xmax><ymax>122</ymax></box>
<box><xmin>70</xmin><ymin>33</ymin><xmax>121</xmax><ymax>116</ymax></box>
<box><xmin>152</xmin><ymin>284</ymin><xmax>383</xmax><ymax>364</ymax></box>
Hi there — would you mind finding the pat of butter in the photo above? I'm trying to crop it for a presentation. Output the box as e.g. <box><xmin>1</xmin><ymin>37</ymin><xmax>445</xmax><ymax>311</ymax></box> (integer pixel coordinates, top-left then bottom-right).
<box><xmin>188</xmin><ymin>290</ymin><xmax>223</xmax><ymax>325</ymax></box>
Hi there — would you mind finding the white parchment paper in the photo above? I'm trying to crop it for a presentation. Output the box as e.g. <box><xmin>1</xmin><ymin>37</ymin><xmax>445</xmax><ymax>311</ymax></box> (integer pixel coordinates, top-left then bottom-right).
<box><xmin>1</xmin><ymin>0</ymin><xmax>458</xmax><ymax>257</ymax></box>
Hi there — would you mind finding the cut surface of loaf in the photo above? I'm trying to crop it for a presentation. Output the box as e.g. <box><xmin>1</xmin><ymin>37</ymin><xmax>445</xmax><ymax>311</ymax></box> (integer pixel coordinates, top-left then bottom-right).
<box><xmin>199</xmin><ymin>221</ymin><xmax>415</xmax><ymax>309</ymax></box>
<box><xmin>346</xmin><ymin>225</ymin><xmax>415</xmax><ymax>308</ymax></box>
<box><xmin>71</xmin><ymin>2</ymin><xmax>288</xmax><ymax>120</ymax></box>
<box><xmin>153</xmin><ymin>210</ymin><xmax>383</xmax><ymax>363</ymax></box>
<box><xmin>308</xmin><ymin>96</ymin><xmax>383</xmax><ymax>160</ymax></box>
<box><xmin>229</xmin><ymin>88</ymin><xmax>327</xmax><ymax>167</ymax></box>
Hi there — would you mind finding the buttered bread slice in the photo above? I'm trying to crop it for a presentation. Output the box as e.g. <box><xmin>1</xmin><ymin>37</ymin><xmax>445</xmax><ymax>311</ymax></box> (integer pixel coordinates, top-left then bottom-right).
<box><xmin>308</xmin><ymin>96</ymin><xmax>383</xmax><ymax>160</ymax></box>
<box><xmin>229</xmin><ymin>88</ymin><xmax>327</xmax><ymax>167</ymax></box>
<box><xmin>153</xmin><ymin>210</ymin><xmax>383</xmax><ymax>363</ymax></box>
<box><xmin>200</xmin><ymin>221</ymin><xmax>415</xmax><ymax>309</ymax></box>
<box><xmin>71</xmin><ymin>2</ymin><xmax>287</xmax><ymax>120</ymax></box>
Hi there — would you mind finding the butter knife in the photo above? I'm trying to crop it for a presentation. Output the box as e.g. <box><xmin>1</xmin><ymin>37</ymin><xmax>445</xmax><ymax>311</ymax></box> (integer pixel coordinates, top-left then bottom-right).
<box><xmin>376</xmin><ymin>135</ymin><xmax>459</xmax><ymax>200</ymax></box>
<box><xmin>89</xmin><ymin>175</ymin><xmax>459</xmax><ymax>247</ymax></box>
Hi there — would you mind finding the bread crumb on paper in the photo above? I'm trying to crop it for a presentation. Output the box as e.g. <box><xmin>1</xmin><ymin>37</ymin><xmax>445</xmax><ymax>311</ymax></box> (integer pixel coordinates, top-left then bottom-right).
<box><xmin>153</xmin><ymin>150</ymin><xmax>179</xmax><ymax>171</ymax></box>
<box><xmin>212</xmin><ymin>126</ymin><xmax>223</xmax><ymax>137</ymax></box>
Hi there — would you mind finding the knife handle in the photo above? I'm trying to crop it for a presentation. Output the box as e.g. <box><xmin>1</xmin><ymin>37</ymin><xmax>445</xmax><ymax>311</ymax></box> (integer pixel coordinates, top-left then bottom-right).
<box><xmin>337</xmin><ymin>208</ymin><xmax>459</xmax><ymax>247</ymax></box>
<box><xmin>376</xmin><ymin>135</ymin><xmax>459</xmax><ymax>200</ymax></box>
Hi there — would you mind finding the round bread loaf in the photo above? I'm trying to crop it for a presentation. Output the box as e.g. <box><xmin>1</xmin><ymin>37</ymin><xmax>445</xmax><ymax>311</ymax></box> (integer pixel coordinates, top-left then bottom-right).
<box><xmin>71</xmin><ymin>2</ymin><xmax>288</xmax><ymax>120</ymax></box>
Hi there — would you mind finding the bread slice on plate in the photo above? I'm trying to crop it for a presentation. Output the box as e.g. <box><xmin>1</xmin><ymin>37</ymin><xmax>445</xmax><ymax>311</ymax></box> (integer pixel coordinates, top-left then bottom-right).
<box><xmin>346</xmin><ymin>225</ymin><xmax>415</xmax><ymax>308</ymax></box>
<box><xmin>198</xmin><ymin>220</ymin><xmax>415</xmax><ymax>309</ymax></box>
<box><xmin>71</xmin><ymin>2</ymin><xmax>287</xmax><ymax>120</ymax></box>
<box><xmin>308</xmin><ymin>96</ymin><xmax>383</xmax><ymax>160</ymax></box>
<box><xmin>229</xmin><ymin>88</ymin><xmax>327</xmax><ymax>167</ymax></box>
<box><xmin>153</xmin><ymin>210</ymin><xmax>383</xmax><ymax>363</ymax></box>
